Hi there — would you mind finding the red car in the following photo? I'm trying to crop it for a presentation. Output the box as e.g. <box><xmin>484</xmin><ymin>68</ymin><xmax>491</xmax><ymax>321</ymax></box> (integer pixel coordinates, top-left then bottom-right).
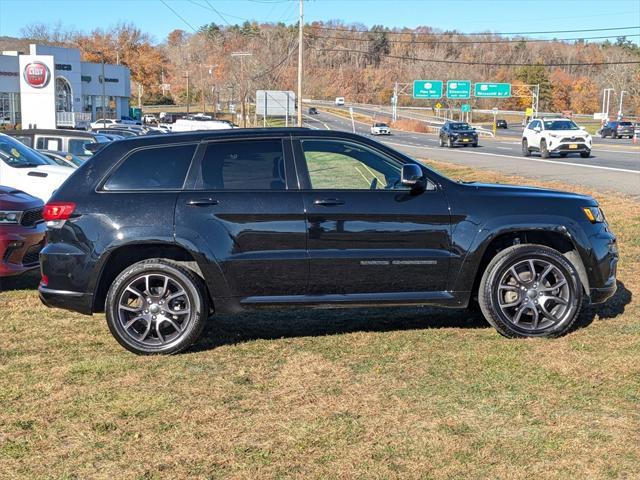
<box><xmin>0</xmin><ymin>186</ymin><xmax>45</xmax><ymax>278</ymax></box>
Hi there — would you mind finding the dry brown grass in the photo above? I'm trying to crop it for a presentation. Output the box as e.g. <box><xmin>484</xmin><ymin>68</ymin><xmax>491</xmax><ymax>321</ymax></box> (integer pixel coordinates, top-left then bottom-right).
<box><xmin>1</xmin><ymin>161</ymin><xmax>639</xmax><ymax>480</ymax></box>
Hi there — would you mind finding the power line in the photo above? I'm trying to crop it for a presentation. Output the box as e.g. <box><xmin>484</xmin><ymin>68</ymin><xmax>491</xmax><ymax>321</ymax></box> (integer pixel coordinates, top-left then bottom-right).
<box><xmin>160</xmin><ymin>0</ymin><xmax>199</xmax><ymax>32</ymax></box>
<box><xmin>305</xmin><ymin>32</ymin><xmax>640</xmax><ymax>45</ymax></box>
<box><xmin>310</xmin><ymin>24</ymin><xmax>640</xmax><ymax>37</ymax></box>
<box><xmin>313</xmin><ymin>47</ymin><xmax>640</xmax><ymax>67</ymax></box>
<box><xmin>203</xmin><ymin>0</ymin><xmax>232</xmax><ymax>26</ymax></box>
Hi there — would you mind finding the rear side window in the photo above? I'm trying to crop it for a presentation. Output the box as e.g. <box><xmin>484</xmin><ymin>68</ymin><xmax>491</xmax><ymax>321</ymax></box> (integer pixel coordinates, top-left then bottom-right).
<box><xmin>104</xmin><ymin>143</ymin><xmax>196</xmax><ymax>191</ymax></box>
<box><xmin>36</xmin><ymin>137</ymin><xmax>63</xmax><ymax>151</ymax></box>
<box><xmin>199</xmin><ymin>139</ymin><xmax>285</xmax><ymax>190</ymax></box>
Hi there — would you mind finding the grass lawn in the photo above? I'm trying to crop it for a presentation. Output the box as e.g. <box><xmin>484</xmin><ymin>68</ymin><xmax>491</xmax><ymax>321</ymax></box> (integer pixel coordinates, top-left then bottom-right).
<box><xmin>1</xmin><ymin>160</ymin><xmax>638</xmax><ymax>479</ymax></box>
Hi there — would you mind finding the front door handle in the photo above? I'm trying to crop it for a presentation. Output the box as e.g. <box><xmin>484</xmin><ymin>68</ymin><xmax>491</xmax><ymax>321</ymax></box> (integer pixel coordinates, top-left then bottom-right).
<box><xmin>186</xmin><ymin>198</ymin><xmax>219</xmax><ymax>206</ymax></box>
<box><xmin>313</xmin><ymin>198</ymin><xmax>345</xmax><ymax>206</ymax></box>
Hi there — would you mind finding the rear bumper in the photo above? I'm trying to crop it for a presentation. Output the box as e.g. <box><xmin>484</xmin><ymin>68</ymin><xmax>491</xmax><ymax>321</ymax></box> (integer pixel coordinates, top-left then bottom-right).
<box><xmin>590</xmin><ymin>283</ymin><xmax>617</xmax><ymax>304</ymax></box>
<box><xmin>38</xmin><ymin>286</ymin><xmax>94</xmax><ymax>315</ymax></box>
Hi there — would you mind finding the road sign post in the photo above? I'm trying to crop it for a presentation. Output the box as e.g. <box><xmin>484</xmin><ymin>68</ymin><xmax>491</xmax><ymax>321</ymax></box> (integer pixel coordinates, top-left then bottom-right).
<box><xmin>446</xmin><ymin>80</ymin><xmax>471</xmax><ymax>99</ymax></box>
<box><xmin>475</xmin><ymin>83</ymin><xmax>512</xmax><ymax>98</ymax></box>
<box><xmin>413</xmin><ymin>80</ymin><xmax>443</xmax><ymax>99</ymax></box>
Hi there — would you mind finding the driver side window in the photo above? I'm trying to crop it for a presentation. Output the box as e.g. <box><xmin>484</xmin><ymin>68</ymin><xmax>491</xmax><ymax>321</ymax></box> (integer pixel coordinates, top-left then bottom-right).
<box><xmin>301</xmin><ymin>139</ymin><xmax>405</xmax><ymax>190</ymax></box>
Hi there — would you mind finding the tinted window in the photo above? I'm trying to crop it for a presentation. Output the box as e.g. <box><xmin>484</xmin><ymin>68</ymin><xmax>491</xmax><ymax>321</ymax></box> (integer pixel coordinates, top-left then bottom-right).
<box><xmin>301</xmin><ymin>139</ymin><xmax>404</xmax><ymax>190</ymax></box>
<box><xmin>104</xmin><ymin>143</ymin><xmax>196</xmax><ymax>191</ymax></box>
<box><xmin>200</xmin><ymin>139</ymin><xmax>285</xmax><ymax>190</ymax></box>
<box><xmin>450</xmin><ymin>123</ymin><xmax>470</xmax><ymax>131</ymax></box>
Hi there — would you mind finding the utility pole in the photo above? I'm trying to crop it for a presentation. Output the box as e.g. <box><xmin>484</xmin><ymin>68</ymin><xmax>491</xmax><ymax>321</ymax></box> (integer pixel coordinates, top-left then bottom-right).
<box><xmin>296</xmin><ymin>0</ymin><xmax>303</xmax><ymax>127</ymax></box>
<box><xmin>137</xmin><ymin>83</ymin><xmax>143</xmax><ymax>108</ymax></box>
<box><xmin>185</xmin><ymin>71</ymin><xmax>190</xmax><ymax>114</ymax></box>
<box><xmin>101</xmin><ymin>52</ymin><xmax>106</xmax><ymax>128</ymax></box>
<box><xmin>618</xmin><ymin>90</ymin><xmax>627</xmax><ymax>119</ymax></box>
<box><xmin>231</xmin><ymin>52</ymin><xmax>252</xmax><ymax>128</ymax></box>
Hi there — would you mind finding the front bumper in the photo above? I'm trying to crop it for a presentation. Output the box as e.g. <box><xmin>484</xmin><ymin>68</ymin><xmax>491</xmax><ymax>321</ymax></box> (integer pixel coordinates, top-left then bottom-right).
<box><xmin>549</xmin><ymin>142</ymin><xmax>590</xmax><ymax>153</ymax></box>
<box><xmin>452</xmin><ymin>136</ymin><xmax>477</xmax><ymax>145</ymax></box>
<box><xmin>586</xmin><ymin>226</ymin><xmax>618</xmax><ymax>304</ymax></box>
<box><xmin>0</xmin><ymin>227</ymin><xmax>46</xmax><ymax>277</ymax></box>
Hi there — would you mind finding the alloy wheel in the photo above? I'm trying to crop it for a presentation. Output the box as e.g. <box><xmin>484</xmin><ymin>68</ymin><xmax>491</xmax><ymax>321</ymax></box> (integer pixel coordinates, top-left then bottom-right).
<box><xmin>496</xmin><ymin>258</ymin><xmax>574</xmax><ymax>332</ymax></box>
<box><xmin>117</xmin><ymin>273</ymin><xmax>192</xmax><ymax>347</ymax></box>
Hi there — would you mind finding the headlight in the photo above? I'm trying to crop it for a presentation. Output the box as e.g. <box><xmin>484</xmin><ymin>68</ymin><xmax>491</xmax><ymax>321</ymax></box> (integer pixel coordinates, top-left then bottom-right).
<box><xmin>583</xmin><ymin>206</ymin><xmax>605</xmax><ymax>223</ymax></box>
<box><xmin>0</xmin><ymin>210</ymin><xmax>23</xmax><ymax>224</ymax></box>
<box><xmin>548</xmin><ymin>133</ymin><xmax>560</xmax><ymax>138</ymax></box>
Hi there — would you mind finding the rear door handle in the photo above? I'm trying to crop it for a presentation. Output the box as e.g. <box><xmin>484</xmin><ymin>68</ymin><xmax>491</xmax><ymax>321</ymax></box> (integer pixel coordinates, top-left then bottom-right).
<box><xmin>186</xmin><ymin>198</ymin><xmax>219</xmax><ymax>206</ymax></box>
<box><xmin>313</xmin><ymin>198</ymin><xmax>345</xmax><ymax>206</ymax></box>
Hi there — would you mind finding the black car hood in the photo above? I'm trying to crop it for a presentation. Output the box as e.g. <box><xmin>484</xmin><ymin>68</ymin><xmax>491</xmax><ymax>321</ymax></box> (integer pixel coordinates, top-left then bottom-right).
<box><xmin>0</xmin><ymin>185</ymin><xmax>43</xmax><ymax>210</ymax></box>
<box><xmin>460</xmin><ymin>181</ymin><xmax>596</xmax><ymax>204</ymax></box>
<box><xmin>451</xmin><ymin>129</ymin><xmax>476</xmax><ymax>134</ymax></box>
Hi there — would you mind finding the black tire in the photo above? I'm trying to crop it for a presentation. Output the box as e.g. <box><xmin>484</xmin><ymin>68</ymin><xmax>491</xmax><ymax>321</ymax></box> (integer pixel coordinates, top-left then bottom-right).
<box><xmin>611</xmin><ymin>131</ymin><xmax>617</xmax><ymax>139</ymax></box>
<box><xmin>105</xmin><ymin>259</ymin><xmax>209</xmax><ymax>355</ymax></box>
<box><xmin>540</xmin><ymin>139</ymin><xmax>550</xmax><ymax>158</ymax></box>
<box><xmin>580</xmin><ymin>151</ymin><xmax>591</xmax><ymax>158</ymax></box>
<box><xmin>472</xmin><ymin>142</ymin><xmax>478</xmax><ymax>147</ymax></box>
<box><xmin>522</xmin><ymin>139</ymin><xmax>531</xmax><ymax>156</ymax></box>
<box><xmin>478</xmin><ymin>244</ymin><xmax>583</xmax><ymax>338</ymax></box>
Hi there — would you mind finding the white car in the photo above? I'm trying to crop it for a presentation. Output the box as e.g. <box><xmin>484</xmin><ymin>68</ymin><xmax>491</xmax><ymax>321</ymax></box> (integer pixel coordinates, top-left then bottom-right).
<box><xmin>0</xmin><ymin>134</ymin><xmax>73</xmax><ymax>201</ymax></box>
<box><xmin>171</xmin><ymin>119</ymin><xmax>234</xmax><ymax>132</ymax></box>
<box><xmin>522</xmin><ymin>118</ymin><xmax>592</xmax><ymax>158</ymax></box>
<box><xmin>371</xmin><ymin>122</ymin><xmax>391</xmax><ymax>135</ymax></box>
<box><xmin>334</xmin><ymin>97</ymin><xmax>345</xmax><ymax>106</ymax></box>
<box><xmin>142</xmin><ymin>114</ymin><xmax>157</xmax><ymax>124</ymax></box>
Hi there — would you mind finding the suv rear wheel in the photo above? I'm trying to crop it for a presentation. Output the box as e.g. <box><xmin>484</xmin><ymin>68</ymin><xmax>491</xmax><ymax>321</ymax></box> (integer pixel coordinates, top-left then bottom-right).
<box><xmin>105</xmin><ymin>259</ymin><xmax>208</xmax><ymax>355</ymax></box>
<box><xmin>478</xmin><ymin>244</ymin><xmax>583</xmax><ymax>338</ymax></box>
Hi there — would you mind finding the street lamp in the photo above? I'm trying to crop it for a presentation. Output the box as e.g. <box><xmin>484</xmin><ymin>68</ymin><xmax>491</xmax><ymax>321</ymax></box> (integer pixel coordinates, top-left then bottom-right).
<box><xmin>602</xmin><ymin>88</ymin><xmax>614</xmax><ymax>121</ymax></box>
<box><xmin>230</xmin><ymin>52</ymin><xmax>252</xmax><ymax>128</ymax></box>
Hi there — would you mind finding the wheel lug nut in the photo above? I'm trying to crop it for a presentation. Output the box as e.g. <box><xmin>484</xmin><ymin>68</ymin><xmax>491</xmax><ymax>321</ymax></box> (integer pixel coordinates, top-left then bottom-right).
<box><xmin>152</xmin><ymin>315</ymin><xmax>156</xmax><ymax>320</ymax></box>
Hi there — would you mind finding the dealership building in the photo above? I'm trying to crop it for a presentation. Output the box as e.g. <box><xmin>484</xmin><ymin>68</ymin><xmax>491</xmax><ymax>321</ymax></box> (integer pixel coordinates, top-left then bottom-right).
<box><xmin>0</xmin><ymin>44</ymin><xmax>130</xmax><ymax>129</ymax></box>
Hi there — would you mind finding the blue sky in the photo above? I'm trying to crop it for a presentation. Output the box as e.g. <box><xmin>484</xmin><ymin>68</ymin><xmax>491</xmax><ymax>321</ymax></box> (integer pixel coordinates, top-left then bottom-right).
<box><xmin>1</xmin><ymin>0</ymin><xmax>639</xmax><ymax>43</ymax></box>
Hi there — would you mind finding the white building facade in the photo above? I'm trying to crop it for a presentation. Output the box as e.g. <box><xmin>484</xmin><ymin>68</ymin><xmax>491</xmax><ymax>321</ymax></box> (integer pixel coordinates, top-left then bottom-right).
<box><xmin>0</xmin><ymin>44</ymin><xmax>130</xmax><ymax>129</ymax></box>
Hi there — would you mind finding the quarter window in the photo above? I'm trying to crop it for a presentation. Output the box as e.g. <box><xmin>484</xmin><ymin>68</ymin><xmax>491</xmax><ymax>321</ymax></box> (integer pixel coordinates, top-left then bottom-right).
<box><xmin>36</xmin><ymin>137</ymin><xmax>63</xmax><ymax>151</ymax></box>
<box><xmin>199</xmin><ymin>139</ymin><xmax>286</xmax><ymax>190</ymax></box>
<box><xmin>104</xmin><ymin>144</ymin><xmax>197</xmax><ymax>191</ymax></box>
<box><xmin>301</xmin><ymin>139</ymin><xmax>404</xmax><ymax>190</ymax></box>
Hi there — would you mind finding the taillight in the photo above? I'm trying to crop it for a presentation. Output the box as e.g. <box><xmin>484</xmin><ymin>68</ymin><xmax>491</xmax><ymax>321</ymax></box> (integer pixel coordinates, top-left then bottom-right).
<box><xmin>43</xmin><ymin>202</ymin><xmax>76</xmax><ymax>221</ymax></box>
<box><xmin>43</xmin><ymin>201</ymin><xmax>76</xmax><ymax>228</ymax></box>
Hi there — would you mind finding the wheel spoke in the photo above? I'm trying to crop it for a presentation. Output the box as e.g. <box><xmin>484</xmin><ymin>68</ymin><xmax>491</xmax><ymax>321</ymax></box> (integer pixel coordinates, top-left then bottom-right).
<box><xmin>498</xmin><ymin>285</ymin><xmax>518</xmax><ymax>291</ymax></box>
<box><xmin>156</xmin><ymin>322</ymin><xmax>165</xmax><ymax>343</ymax></box>
<box><xmin>124</xmin><ymin>315</ymin><xmax>144</xmax><ymax>329</ymax></box>
<box><xmin>527</xmin><ymin>260</ymin><xmax>536</xmax><ymax>282</ymax></box>
<box><xmin>144</xmin><ymin>275</ymin><xmax>151</xmax><ymax>295</ymax></box>
<box><xmin>499</xmin><ymin>298</ymin><xmax>520</xmax><ymax>308</ymax></box>
<box><xmin>530</xmin><ymin>307</ymin><xmax>540</xmax><ymax>330</ymax></box>
<box><xmin>513</xmin><ymin>307</ymin><xmax>525</xmax><ymax>325</ymax></box>
<box><xmin>163</xmin><ymin>317</ymin><xmax>183</xmax><ymax>334</ymax></box>
<box><xmin>539</xmin><ymin>264</ymin><xmax>554</xmax><ymax>282</ymax></box>
<box><xmin>160</xmin><ymin>276</ymin><xmax>170</xmax><ymax>297</ymax></box>
<box><xmin>139</xmin><ymin>319</ymin><xmax>152</xmax><ymax>341</ymax></box>
<box><xmin>126</xmin><ymin>286</ymin><xmax>144</xmax><ymax>299</ymax></box>
<box><xmin>166</xmin><ymin>290</ymin><xmax>187</xmax><ymax>302</ymax></box>
<box><xmin>120</xmin><ymin>305</ymin><xmax>142</xmax><ymax>313</ymax></box>
<box><xmin>540</xmin><ymin>279</ymin><xmax>567</xmax><ymax>292</ymax></box>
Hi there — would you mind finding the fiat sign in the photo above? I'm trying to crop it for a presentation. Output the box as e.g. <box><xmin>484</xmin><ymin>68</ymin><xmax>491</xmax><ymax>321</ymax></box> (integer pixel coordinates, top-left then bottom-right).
<box><xmin>23</xmin><ymin>62</ymin><xmax>51</xmax><ymax>88</ymax></box>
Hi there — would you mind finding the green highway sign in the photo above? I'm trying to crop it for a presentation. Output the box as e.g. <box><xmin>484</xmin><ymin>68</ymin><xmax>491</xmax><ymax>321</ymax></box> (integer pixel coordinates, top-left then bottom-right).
<box><xmin>446</xmin><ymin>80</ymin><xmax>471</xmax><ymax>99</ymax></box>
<box><xmin>413</xmin><ymin>80</ymin><xmax>443</xmax><ymax>99</ymax></box>
<box><xmin>474</xmin><ymin>82</ymin><xmax>511</xmax><ymax>98</ymax></box>
<box><xmin>461</xmin><ymin>103</ymin><xmax>471</xmax><ymax>113</ymax></box>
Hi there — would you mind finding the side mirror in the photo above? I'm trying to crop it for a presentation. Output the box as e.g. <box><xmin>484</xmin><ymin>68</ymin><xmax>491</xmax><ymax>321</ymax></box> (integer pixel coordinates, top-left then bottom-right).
<box><xmin>401</xmin><ymin>164</ymin><xmax>424</xmax><ymax>190</ymax></box>
<box><xmin>579</xmin><ymin>126</ymin><xmax>586</xmax><ymax>130</ymax></box>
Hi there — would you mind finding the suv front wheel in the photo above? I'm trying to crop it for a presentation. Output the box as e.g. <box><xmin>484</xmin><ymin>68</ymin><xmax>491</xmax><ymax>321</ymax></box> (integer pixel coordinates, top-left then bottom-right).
<box><xmin>478</xmin><ymin>244</ymin><xmax>583</xmax><ymax>338</ymax></box>
<box><xmin>105</xmin><ymin>259</ymin><xmax>209</xmax><ymax>355</ymax></box>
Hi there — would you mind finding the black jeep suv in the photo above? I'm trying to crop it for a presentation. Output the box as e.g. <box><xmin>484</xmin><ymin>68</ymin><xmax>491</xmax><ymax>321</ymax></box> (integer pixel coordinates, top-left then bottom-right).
<box><xmin>39</xmin><ymin>128</ymin><xmax>618</xmax><ymax>354</ymax></box>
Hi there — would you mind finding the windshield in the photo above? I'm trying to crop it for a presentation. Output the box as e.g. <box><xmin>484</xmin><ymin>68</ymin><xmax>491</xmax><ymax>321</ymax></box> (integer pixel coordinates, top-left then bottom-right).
<box><xmin>0</xmin><ymin>135</ymin><xmax>51</xmax><ymax>168</ymax></box>
<box><xmin>619</xmin><ymin>122</ymin><xmax>633</xmax><ymax>126</ymax></box>
<box><xmin>450</xmin><ymin>123</ymin><xmax>471</xmax><ymax>131</ymax></box>
<box><xmin>374</xmin><ymin>123</ymin><xmax>388</xmax><ymax>127</ymax></box>
<box><xmin>544</xmin><ymin>120</ymin><xmax>579</xmax><ymax>130</ymax></box>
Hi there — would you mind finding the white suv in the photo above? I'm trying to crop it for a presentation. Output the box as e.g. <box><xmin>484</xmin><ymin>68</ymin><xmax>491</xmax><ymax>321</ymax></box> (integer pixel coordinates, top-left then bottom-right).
<box><xmin>370</xmin><ymin>122</ymin><xmax>391</xmax><ymax>135</ymax></box>
<box><xmin>522</xmin><ymin>118</ymin><xmax>592</xmax><ymax>158</ymax></box>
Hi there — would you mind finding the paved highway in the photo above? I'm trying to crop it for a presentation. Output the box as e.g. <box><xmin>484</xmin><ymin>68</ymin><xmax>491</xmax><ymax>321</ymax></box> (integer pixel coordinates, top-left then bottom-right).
<box><xmin>303</xmin><ymin>106</ymin><xmax>640</xmax><ymax>198</ymax></box>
